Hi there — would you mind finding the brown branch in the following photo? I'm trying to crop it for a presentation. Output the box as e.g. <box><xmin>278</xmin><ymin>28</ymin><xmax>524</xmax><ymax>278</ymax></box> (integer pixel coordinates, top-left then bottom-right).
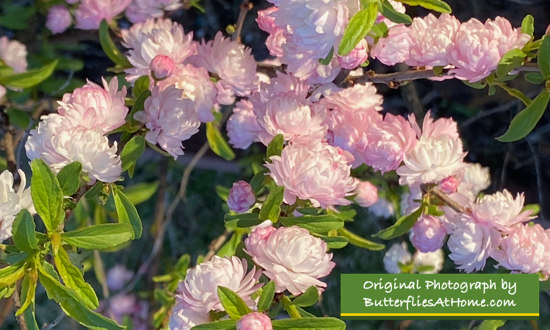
<box><xmin>13</xmin><ymin>280</ymin><xmax>27</xmax><ymax>330</ymax></box>
<box><xmin>428</xmin><ymin>186</ymin><xmax>467</xmax><ymax>214</ymax></box>
<box><xmin>232</xmin><ymin>0</ymin><xmax>252</xmax><ymax>42</ymax></box>
<box><xmin>204</xmin><ymin>231</ymin><xmax>231</xmax><ymax>262</ymax></box>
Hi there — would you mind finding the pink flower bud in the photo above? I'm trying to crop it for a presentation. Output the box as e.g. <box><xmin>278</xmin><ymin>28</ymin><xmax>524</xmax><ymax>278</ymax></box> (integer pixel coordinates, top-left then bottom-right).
<box><xmin>354</xmin><ymin>181</ymin><xmax>378</xmax><ymax>207</ymax></box>
<box><xmin>439</xmin><ymin>176</ymin><xmax>458</xmax><ymax>194</ymax></box>
<box><xmin>46</xmin><ymin>5</ymin><xmax>72</xmax><ymax>34</ymax></box>
<box><xmin>228</xmin><ymin>180</ymin><xmax>255</xmax><ymax>213</ymax></box>
<box><xmin>237</xmin><ymin>312</ymin><xmax>273</xmax><ymax>330</ymax></box>
<box><xmin>150</xmin><ymin>55</ymin><xmax>174</xmax><ymax>80</ymax></box>
<box><xmin>411</xmin><ymin>215</ymin><xmax>446</xmax><ymax>253</ymax></box>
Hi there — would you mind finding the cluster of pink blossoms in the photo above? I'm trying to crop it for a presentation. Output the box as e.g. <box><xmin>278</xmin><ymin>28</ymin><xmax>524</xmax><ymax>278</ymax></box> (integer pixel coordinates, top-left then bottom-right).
<box><xmin>371</xmin><ymin>14</ymin><xmax>531</xmax><ymax>82</ymax></box>
<box><xmin>170</xmin><ymin>223</ymin><xmax>334</xmax><ymax>329</ymax></box>
<box><xmin>0</xmin><ymin>36</ymin><xmax>27</xmax><ymax>100</ymax></box>
<box><xmin>25</xmin><ymin>77</ymin><xmax>127</xmax><ymax>183</ymax></box>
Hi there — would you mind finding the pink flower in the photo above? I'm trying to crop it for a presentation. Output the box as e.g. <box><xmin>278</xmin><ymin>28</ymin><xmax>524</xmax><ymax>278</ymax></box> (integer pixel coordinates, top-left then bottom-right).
<box><xmin>448</xmin><ymin>17</ymin><xmax>530</xmax><ymax>82</ymax></box>
<box><xmin>125</xmin><ymin>0</ymin><xmax>182</xmax><ymax>23</ymax></box>
<box><xmin>134</xmin><ymin>86</ymin><xmax>200</xmax><ymax>159</ymax></box>
<box><xmin>411</xmin><ymin>215</ymin><xmax>446</xmax><ymax>253</ymax></box>
<box><xmin>362</xmin><ymin>114</ymin><xmax>417</xmax><ymax>173</ymax></box>
<box><xmin>337</xmin><ymin>38</ymin><xmax>368</xmax><ymax>69</ymax></box>
<box><xmin>121</xmin><ymin>18</ymin><xmax>196</xmax><ymax>82</ymax></box>
<box><xmin>457</xmin><ymin>163</ymin><xmax>491</xmax><ymax>196</ymax></box>
<box><xmin>265</xmin><ymin>142</ymin><xmax>357</xmax><ymax>209</ymax></box>
<box><xmin>447</xmin><ymin>214</ymin><xmax>501</xmax><ymax>273</ymax></box>
<box><xmin>413</xmin><ymin>249</ymin><xmax>444</xmax><ymax>274</ymax></box>
<box><xmin>354</xmin><ymin>181</ymin><xmax>378</xmax><ymax>207</ymax></box>
<box><xmin>190</xmin><ymin>32</ymin><xmax>258</xmax><ymax>97</ymax></box>
<box><xmin>0</xmin><ymin>36</ymin><xmax>27</xmax><ymax>74</ymax></box>
<box><xmin>383</xmin><ymin>242</ymin><xmax>411</xmax><ymax>274</ymax></box>
<box><xmin>256</xmin><ymin>7</ymin><xmax>286</xmax><ymax>58</ymax></box>
<box><xmin>406</xmin><ymin>14</ymin><xmax>460</xmax><ymax>68</ymax></box>
<box><xmin>75</xmin><ymin>0</ymin><xmax>132</xmax><ymax>30</ymax></box>
<box><xmin>371</xmin><ymin>24</ymin><xmax>412</xmax><ymax>66</ymax></box>
<box><xmin>471</xmin><ymin>190</ymin><xmax>533</xmax><ymax>232</ymax></box>
<box><xmin>57</xmin><ymin>77</ymin><xmax>128</xmax><ymax>134</ymax></box>
<box><xmin>237</xmin><ymin>313</ymin><xmax>273</xmax><ymax>330</ymax></box>
<box><xmin>439</xmin><ymin>176</ymin><xmax>458</xmax><ymax>194</ymax></box>
<box><xmin>227</xmin><ymin>100</ymin><xmax>262</xmax><ymax>149</ymax></box>
<box><xmin>323</xmin><ymin>82</ymin><xmax>383</xmax><ymax>113</ymax></box>
<box><xmin>228</xmin><ymin>181</ymin><xmax>255</xmax><ymax>213</ymax></box>
<box><xmin>175</xmin><ymin>256</ymin><xmax>262</xmax><ymax>312</ymax></box>
<box><xmin>245</xmin><ymin>225</ymin><xmax>335</xmax><ymax>295</ymax></box>
<box><xmin>169</xmin><ymin>301</ymin><xmax>210</xmax><ymax>330</ymax></box>
<box><xmin>46</xmin><ymin>5</ymin><xmax>72</xmax><ymax>34</ymax></box>
<box><xmin>158</xmin><ymin>64</ymin><xmax>217</xmax><ymax>122</ymax></box>
<box><xmin>492</xmin><ymin>223</ymin><xmax>550</xmax><ymax>277</ymax></box>
<box><xmin>0</xmin><ymin>170</ymin><xmax>35</xmax><ymax>242</ymax></box>
<box><xmin>150</xmin><ymin>54</ymin><xmax>174</xmax><ymax>80</ymax></box>
<box><xmin>106</xmin><ymin>265</ymin><xmax>133</xmax><ymax>291</ymax></box>
<box><xmin>417</xmin><ymin>110</ymin><xmax>460</xmax><ymax>140</ymax></box>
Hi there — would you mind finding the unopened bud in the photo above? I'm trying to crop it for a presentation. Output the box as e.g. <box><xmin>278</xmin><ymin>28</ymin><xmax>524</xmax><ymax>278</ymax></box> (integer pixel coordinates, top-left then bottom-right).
<box><xmin>150</xmin><ymin>55</ymin><xmax>174</xmax><ymax>80</ymax></box>
<box><xmin>227</xmin><ymin>180</ymin><xmax>255</xmax><ymax>213</ymax></box>
<box><xmin>237</xmin><ymin>312</ymin><xmax>273</xmax><ymax>330</ymax></box>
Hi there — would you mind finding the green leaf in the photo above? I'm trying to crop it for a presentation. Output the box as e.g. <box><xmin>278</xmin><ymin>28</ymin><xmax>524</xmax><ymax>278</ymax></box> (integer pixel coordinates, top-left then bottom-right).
<box><xmin>475</xmin><ymin>320</ymin><xmax>506</xmax><ymax>330</ymax></box>
<box><xmin>0</xmin><ymin>60</ymin><xmax>58</xmax><ymax>89</ymax></box>
<box><xmin>378</xmin><ymin>1</ymin><xmax>412</xmax><ymax>24</ymax></box>
<box><xmin>370</xmin><ymin>22</ymin><xmax>389</xmax><ymax>39</ymax></box>
<box><xmin>524</xmin><ymin>72</ymin><xmax>545</xmax><ymax>84</ymax></box>
<box><xmin>30</xmin><ymin>159</ymin><xmax>64</xmax><ymax>233</ymax></box>
<box><xmin>224</xmin><ymin>213</ymin><xmax>262</xmax><ymax>228</ymax></box>
<box><xmin>259</xmin><ymin>185</ymin><xmax>284</xmax><ymax>222</ymax></box>
<box><xmin>22</xmin><ymin>304</ymin><xmax>39</xmax><ymax>330</ymax></box>
<box><xmin>99</xmin><ymin>19</ymin><xmax>132</xmax><ymax>68</ymax></box>
<box><xmin>282</xmin><ymin>296</ymin><xmax>301</xmax><ymax>319</ymax></box>
<box><xmin>6</xmin><ymin>108</ymin><xmax>30</xmax><ymax>129</ymax></box>
<box><xmin>538</xmin><ymin>36</ymin><xmax>550</xmax><ymax>78</ymax></box>
<box><xmin>54</xmin><ymin>248</ymin><xmax>99</xmax><ymax>309</ymax></box>
<box><xmin>113</xmin><ymin>188</ymin><xmax>143</xmax><ymax>239</ymax></box>
<box><xmin>16</xmin><ymin>273</ymin><xmax>37</xmax><ymax>317</ymax></box>
<box><xmin>497</xmin><ymin>84</ymin><xmax>532</xmax><ymax>106</ymax></box>
<box><xmin>521</xmin><ymin>15</ymin><xmax>534</xmax><ymax>36</ymax></box>
<box><xmin>319</xmin><ymin>47</ymin><xmax>334</xmax><ymax>66</ymax></box>
<box><xmin>257</xmin><ymin>281</ymin><xmax>276</xmax><ymax>312</ymax></box>
<box><xmin>0</xmin><ymin>263</ymin><xmax>25</xmax><ymax>287</ymax></box>
<box><xmin>12</xmin><ymin>210</ymin><xmax>38</xmax><ymax>252</ymax></box>
<box><xmin>215</xmin><ymin>185</ymin><xmax>230</xmax><ymax>202</ymax></box>
<box><xmin>38</xmin><ymin>263</ymin><xmax>124</xmax><ymax>330</ymax></box>
<box><xmin>372</xmin><ymin>208</ymin><xmax>422</xmax><ymax>240</ymax></box>
<box><xmin>396</xmin><ymin>0</ymin><xmax>452</xmax><ymax>13</ymax></box>
<box><xmin>216</xmin><ymin>232</ymin><xmax>243</xmax><ymax>258</ymax></box>
<box><xmin>338</xmin><ymin>227</ymin><xmax>384</xmax><ymax>250</ymax></box>
<box><xmin>316</xmin><ymin>235</ymin><xmax>349</xmax><ymax>249</ymax></box>
<box><xmin>293</xmin><ymin>286</ymin><xmax>319</xmax><ymax>307</ymax></box>
<box><xmin>61</xmin><ymin>223</ymin><xmax>134</xmax><ymax>250</ymax></box>
<box><xmin>206</xmin><ymin>122</ymin><xmax>236</xmax><ymax>161</ymax></box>
<box><xmin>0</xmin><ymin>4</ymin><xmax>36</xmax><ymax>30</ymax></box>
<box><xmin>279</xmin><ymin>215</ymin><xmax>344</xmax><ymax>234</ymax></box>
<box><xmin>523</xmin><ymin>203</ymin><xmax>540</xmax><ymax>216</ymax></box>
<box><xmin>338</xmin><ymin>3</ymin><xmax>378</xmax><ymax>55</ymax></box>
<box><xmin>266</xmin><ymin>134</ymin><xmax>284</xmax><ymax>160</ymax></box>
<box><xmin>217</xmin><ymin>286</ymin><xmax>251</xmax><ymax>320</ymax></box>
<box><xmin>121</xmin><ymin>135</ymin><xmax>145</xmax><ymax>178</ymax></box>
<box><xmin>272</xmin><ymin>317</ymin><xmax>346</xmax><ymax>330</ymax></box>
<box><xmin>133</xmin><ymin>75</ymin><xmax>150</xmax><ymax>98</ymax></box>
<box><xmin>496</xmin><ymin>49</ymin><xmax>526</xmax><ymax>78</ymax></box>
<box><xmin>191</xmin><ymin>320</ymin><xmax>237</xmax><ymax>330</ymax></box>
<box><xmin>57</xmin><ymin>162</ymin><xmax>82</xmax><ymax>196</ymax></box>
<box><xmin>496</xmin><ymin>90</ymin><xmax>550</xmax><ymax>142</ymax></box>
<box><xmin>124</xmin><ymin>181</ymin><xmax>158</xmax><ymax>205</ymax></box>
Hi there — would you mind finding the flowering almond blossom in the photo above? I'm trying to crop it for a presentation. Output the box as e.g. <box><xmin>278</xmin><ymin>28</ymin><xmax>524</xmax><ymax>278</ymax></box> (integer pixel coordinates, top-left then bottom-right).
<box><xmin>57</xmin><ymin>77</ymin><xmax>128</xmax><ymax>133</ymax></box>
<box><xmin>134</xmin><ymin>86</ymin><xmax>200</xmax><ymax>159</ymax></box>
<box><xmin>413</xmin><ymin>249</ymin><xmax>444</xmax><ymax>274</ymax></box>
<box><xmin>256</xmin><ymin>7</ymin><xmax>285</xmax><ymax>58</ymax></box>
<box><xmin>457</xmin><ymin>163</ymin><xmax>491</xmax><ymax>196</ymax></box>
<box><xmin>237</xmin><ymin>312</ymin><xmax>273</xmax><ymax>330</ymax></box>
<box><xmin>169</xmin><ymin>301</ymin><xmax>211</xmax><ymax>330</ymax></box>
<box><xmin>471</xmin><ymin>190</ymin><xmax>533</xmax><ymax>232</ymax></box>
<box><xmin>371</xmin><ymin>24</ymin><xmax>413</xmax><ymax>66</ymax></box>
<box><xmin>226</xmin><ymin>100</ymin><xmax>262</xmax><ymax>149</ymax></box>
<box><xmin>125</xmin><ymin>0</ymin><xmax>182</xmax><ymax>23</ymax></box>
<box><xmin>227</xmin><ymin>181</ymin><xmax>255</xmax><ymax>213</ymax></box>
<box><xmin>46</xmin><ymin>5</ymin><xmax>72</xmax><ymax>34</ymax></box>
<box><xmin>121</xmin><ymin>18</ymin><xmax>196</xmax><ymax>82</ymax></box>
<box><xmin>265</xmin><ymin>142</ymin><xmax>357</xmax><ymax>209</ymax></box>
<box><xmin>337</xmin><ymin>38</ymin><xmax>369</xmax><ymax>69</ymax></box>
<box><xmin>0</xmin><ymin>170</ymin><xmax>35</xmax><ymax>242</ymax></box>
<box><xmin>245</xmin><ymin>224</ymin><xmax>335</xmax><ymax>295</ymax></box>
<box><xmin>75</xmin><ymin>0</ymin><xmax>132</xmax><ymax>30</ymax></box>
<box><xmin>383</xmin><ymin>242</ymin><xmax>412</xmax><ymax>274</ymax></box>
<box><xmin>175</xmin><ymin>256</ymin><xmax>262</xmax><ymax>312</ymax></box>
<box><xmin>410</xmin><ymin>215</ymin><xmax>446</xmax><ymax>253</ymax></box>
<box><xmin>0</xmin><ymin>36</ymin><xmax>27</xmax><ymax>74</ymax></box>
<box><xmin>354</xmin><ymin>181</ymin><xmax>378</xmax><ymax>208</ymax></box>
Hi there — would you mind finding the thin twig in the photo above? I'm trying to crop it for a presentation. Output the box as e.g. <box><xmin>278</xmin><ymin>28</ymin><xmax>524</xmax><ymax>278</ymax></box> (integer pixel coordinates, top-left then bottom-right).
<box><xmin>13</xmin><ymin>280</ymin><xmax>27</xmax><ymax>330</ymax></box>
<box><xmin>41</xmin><ymin>311</ymin><xmax>65</xmax><ymax>330</ymax></box>
<box><xmin>527</xmin><ymin>138</ymin><xmax>546</xmax><ymax>222</ymax></box>
<box><xmin>204</xmin><ymin>231</ymin><xmax>231</xmax><ymax>262</ymax></box>
<box><xmin>232</xmin><ymin>0</ymin><xmax>252</xmax><ymax>42</ymax></box>
<box><xmin>428</xmin><ymin>186</ymin><xmax>467</xmax><ymax>214</ymax></box>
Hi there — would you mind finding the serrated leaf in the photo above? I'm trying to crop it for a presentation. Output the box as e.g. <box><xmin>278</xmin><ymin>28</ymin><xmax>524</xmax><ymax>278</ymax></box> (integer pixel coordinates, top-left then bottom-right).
<box><xmin>279</xmin><ymin>215</ymin><xmax>344</xmax><ymax>234</ymax></box>
<box><xmin>538</xmin><ymin>36</ymin><xmax>550</xmax><ymax>78</ymax></box>
<box><xmin>38</xmin><ymin>263</ymin><xmax>124</xmax><ymax>330</ymax></box>
<box><xmin>338</xmin><ymin>3</ymin><xmax>378</xmax><ymax>55</ymax></box>
<box><xmin>206</xmin><ymin>122</ymin><xmax>236</xmax><ymax>161</ymax></box>
<box><xmin>217</xmin><ymin>286</ymin><xmax>251</xmax><ymax>320</ymax></box>
<box><xmin>396</xmin><ymin>0</ymin><xmax>451</xmax><ymax>13</ymax></box>
<box><xmin>496</xmin><ymin>48</ymin><xmax>526</xmax><ymax>78</ymax></box>
<box><xmin>272</xmin><ymin>317</ymin><xmax>346</xmax><ymax>330</ymax></box>
<box><xmin>266</xmin><ymin>134</ymin><xmax>284</xmax><ymax>160</ymax></box>
<box><xmin>121</xmin><ymin>135</ymin><xmax>145</xmax><ymax>178</ymax></box>
<box><xmin>113</xmin><ymin>189</ymin><xmax>143</xmax><ymax>239</ymax></box>
<box><xmin>0</xmin><ymin>60</ymin><xmax>57</xmax><ymax>89</ymax></box>
<box><xmin>521</xmin><ymin>15</ymin><xmax>534</xmax><ymax>36</ymax></box>
<box><xmin>62</xmin><ymin>223</ymin><xmax>134</xmax><ymax>250</ymax></box>
<box><xmin>496</xmin><ymin>90</ymin><xmax>550</xmax><ymax>142</ymax></box>
<box><xmin>30</xmin><ymin>159</ymin><xmax>64</xmax><ymax>233</ymax></box>
<box><xmin>257</xmin><ymin>281</ymin><xmax>276</xmax><ymax>312</ymax></box>
<box><xmin>259</xmin><ymin>185</ymin><xmax>284</xmax><ymax>222</ymax></box>
<box><xmin>338</xmin><ymin>227</ymin><xmax>384</xmax><ymax>250</ymax></box>
<box><xmin>12</xmin><ymin>209</ymin><xmax>37</xmax><ymax>252</ymax></box>
<box><xmin>54</xmin><ymin>248</ymin><xmax>99</xmax><ymax>309</ymax></box>
<box><xmin>378</xmin><ymin>1</ymin><xmax>412</xmax><ymax>24</ymax></box>
<box><xmin>293</xmin><ymin>286</ymin><xmax>319</xmax><ymax>307</ymax></box>
<box><xmin>99</xmin><ymin>20</ymin><xmax>132</xmax><ymax>68</ymax></box>
<box><xmin>372</xmin><ymin>208</ymin><xmax>422</xmax><ymax>240</ymax></box>
<box><xmin>191</xmin><ymin>320</ymin><xmax>237</xmax><ymax>329</ymax></box>
<box><xmin>57</xmin><ymin>162</ymin><xmax>82</xmax><ymax>196</ymax></box>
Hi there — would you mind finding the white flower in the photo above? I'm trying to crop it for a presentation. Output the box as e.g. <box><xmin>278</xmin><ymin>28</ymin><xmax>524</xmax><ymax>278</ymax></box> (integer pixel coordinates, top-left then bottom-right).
<box><xmin>0</xmin><ymin>170</ymin><xmax>35</xmax><ymax>242</ymax></box>
<box><xmin>0</xmin><ymin>36</ymin><xmax>27</xmax><ymax>73</ymax></box>
<box><xmin>458</xmin><ymin>163</ymin><xmax>491</xmax><ymax>196</ymax></box>
<box><xmin>472</xmin><ymin>189</ymin><xmax>532</xmax><ymax>231</ymax></box>
<box><xmin>383</xmin><ymin>242</ymin><xmax>412</xmax><ymax>274</ymax></box>
<box><xmin>369</xmin><ymin>197</ymin><xmax>395</xmax><ymax>218</ymax></box>
<box><xmin>413</xmin><ymin>249</ymin><xmax>444</xmax><ymax>274</ymax></box>
<box><xmin>169</xmin><ymin>301</ymin><xmax>211</xmax><ymax>330</ymax></box>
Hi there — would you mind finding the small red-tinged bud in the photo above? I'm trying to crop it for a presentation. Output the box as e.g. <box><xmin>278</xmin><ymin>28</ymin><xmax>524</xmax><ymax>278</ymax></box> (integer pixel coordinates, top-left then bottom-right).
<box><xmin>150</xmin><ymin>54</ymin><xmax>174</xmax><ymax>80</ymax></box>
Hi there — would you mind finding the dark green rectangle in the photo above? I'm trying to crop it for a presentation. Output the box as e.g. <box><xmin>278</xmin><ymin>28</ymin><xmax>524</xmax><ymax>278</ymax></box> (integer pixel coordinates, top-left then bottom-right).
<box><xmin>341</xmin><ymin>274</ymin><xmax>539</xmax><ymax>320</ymax></box>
